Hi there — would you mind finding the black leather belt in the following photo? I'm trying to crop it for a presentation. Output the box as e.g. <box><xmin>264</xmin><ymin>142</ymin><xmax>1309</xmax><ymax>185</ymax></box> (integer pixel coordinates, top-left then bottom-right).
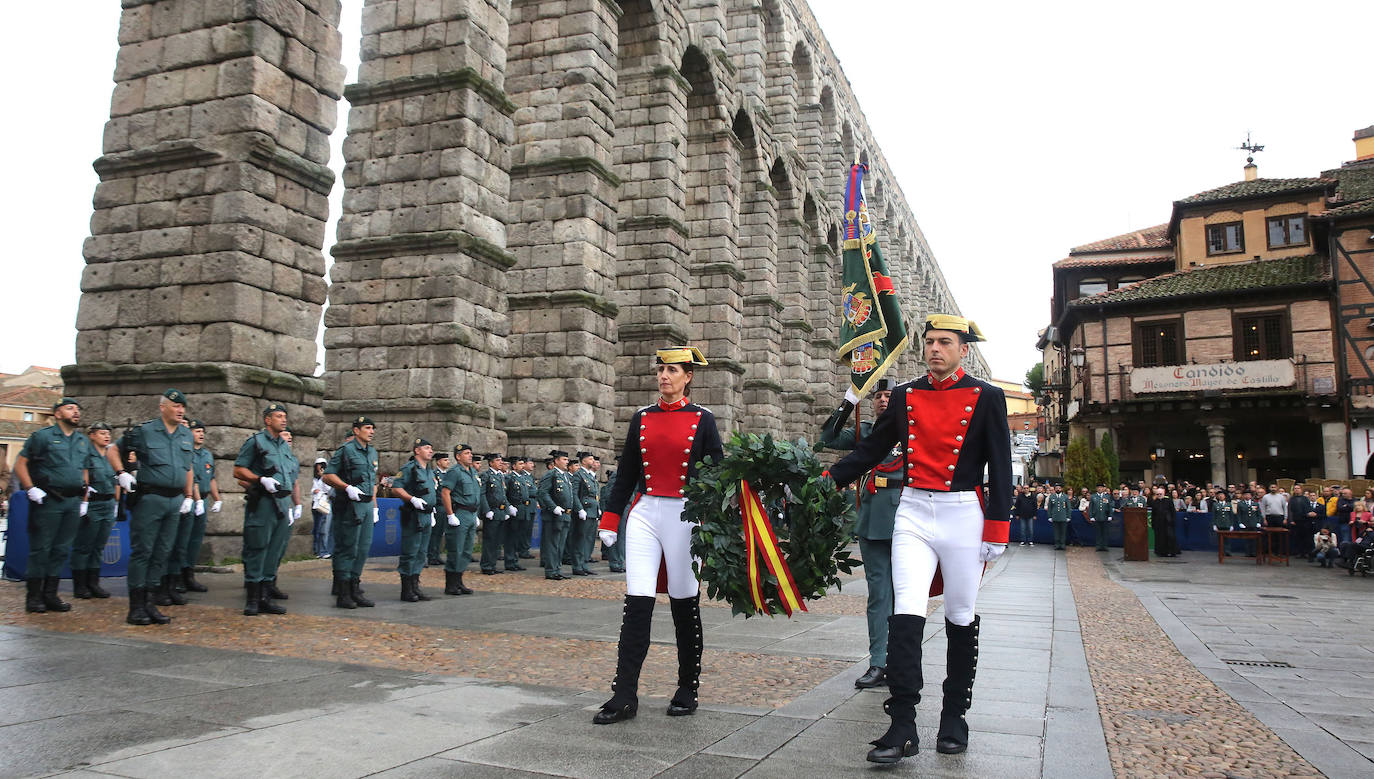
<box><xmin>37</xmin><ymin>484</ymin><xmax>87</xmax><ymax>498</ymax></box>
<box><xmin>143</xmin><ymin>485</ymin><xmax>185</xmax><ymax>497</ymax></box>
<box><xmin>89</xmin><ymin>493</ymin><xmax>116</xmax><ymax>501</ymax></box>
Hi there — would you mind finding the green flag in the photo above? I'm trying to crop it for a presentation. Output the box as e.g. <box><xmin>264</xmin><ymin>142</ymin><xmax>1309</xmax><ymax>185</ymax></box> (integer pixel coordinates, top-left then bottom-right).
<box><xmin>837</xmin><ymin>162</ymin><xmax>908</xmax><ymax>399</ymax></box>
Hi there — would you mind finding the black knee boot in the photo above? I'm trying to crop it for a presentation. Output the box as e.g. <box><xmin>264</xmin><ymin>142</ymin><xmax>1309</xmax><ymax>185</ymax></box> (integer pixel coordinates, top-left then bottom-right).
<box><xmin>42</xmin><ymin>577</ymin><xmax>72</xmax><ymax>612</ymax></box>
<box><xmin>25</xmin><ymin>578</ymin><xmax>46</xmax><ymax>613</ymax></box>
<box><xmin>593</xmin><ymin>595</ymin><xmax>656</xmax><ymax>724</ymax></box>
<box><xmin>87</xmin><ymin>569</ymin><xmax>111</xmax><ymax>598</ymax></box>
<box><xmin>936</xmin><ymin>615</ymin><xmax>980</xmax><ymax>754</ymax></box>
<box><xmin>867</xmin><ymin>614</ymin><xmax>925</xmax><ymax>764</ymax></box>
<box><xmin>668</xmin><ymin>595</ymin><xmax>703</xmax><ymax>716</ymax></box>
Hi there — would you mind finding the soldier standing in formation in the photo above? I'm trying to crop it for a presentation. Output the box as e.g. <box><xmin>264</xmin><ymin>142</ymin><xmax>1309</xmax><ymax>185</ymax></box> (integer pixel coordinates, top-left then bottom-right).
<box><xmin>15</xmin><ymin>397</ymin><xmax>95</xmax><ymax>613</ymax></box>
<box><xmin>1087</xmin><ymin>483</ymin><xmax>1114</xmax><ymax>551</ymax></box>
<box><xmin>1046</xmin><ymin>484</ymin><xmax>1072</xmax><ymax>550</ymax></box>
<box><xmin>574</xmin><ymin>452</ymin><xmax>602</xmax><ymax>575</ymax></box>
<box><xmin>324</xmin><ymin>416</ymin><xmax>380</xmax><ymax>609</ymax></box>
<box><xmin>391</xmin><ymin>438</ymin><xmax>438</xmax><ymax>602</ymax></box>
<box><xmin>171</xmin><ymin>420</ymin><xmax>220</xmax><ymax>595</ymax></box>
<box><xmin>538</xmin><ymin>450</ymin><xmax>578</xmax><ymax>580</ymax></box>
<box><xmin>479</xmin><ymin>453</ymin><xmax>511</xmax><ymax>575</ymax></box>
<box><xmin>71</xmin><ymin>421</ymin><xmax>119</xmax><ymax>600</ymax></box>
<box><xmin>231</xmin><ymin>403</ymin><xmax>296</xmax><ymax>616</ymax></box>
<box><xmin>426</xmin><ymin>451</ymin><xmax>451</xmax><ymax>565</ymax></box>
<box><xmin>563</xmin><ymin>457</ymin><xmax>591</xmax><ymax>575</ymax></box>
<box><xmin>440</xmin><ymin>444</ymin><xmax>480</xmax><ymax>594</ymax></box>
<box><xmin>512</xmin><ymin>456</ymin><xmax>538</xmax><ymax>560</ymax></box>
<box><xmin>821</xmin><ymin>378</ymin><xmax>899</xmax><ymax>689</ymax></box>
<box><xmin>116</xmin><ymin>389</ymin><xmax>195</xmax><ymax>626</ymax></box>
<box><xmin>501</xmin><ymin>457</ymin><xmax>525</xmax><ymax>572</ymax></box>
<box><xmin>600</xmin><ymin>463</ymin><xmax>625</xmax><ymax>572</ymax></box>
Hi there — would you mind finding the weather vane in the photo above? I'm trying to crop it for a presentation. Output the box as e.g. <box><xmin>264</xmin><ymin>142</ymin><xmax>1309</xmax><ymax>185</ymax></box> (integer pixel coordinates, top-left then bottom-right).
<box><xmin>1236</xmin><ymin>132</ymin><xmax>1264</xmax><ymax>164</ymax></box>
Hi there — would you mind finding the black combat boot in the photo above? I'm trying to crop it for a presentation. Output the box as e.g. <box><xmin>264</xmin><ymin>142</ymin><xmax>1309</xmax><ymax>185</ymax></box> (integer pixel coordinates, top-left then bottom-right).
<box><xmin>936</xmin><ymin>615</ymin><xmax>980</xmax><ymax>755</ymax></box>
<box><xmin>243</xmin><ymin>582</ymin><xmax>261</xmax><ymax>616</ymax></box>
<box><xmin>400</xmin><ymin>574</ymin><xmax>418</xmax><ymax>602</ymax></box>
<box><xmin>258</xmin><ymin>584</ymin><xmax>286</xmax><ymax>615</ymax></box>
<box><xmin>351</xmin><ymin>578</ymin><xmax>375</xmax><ymax>607</ymax></box>
<box><xmin>154</xmin><ymin>575</ymin><xmax>187</xmax><ymax>606</ymax></box>
<box><xmin>456</xmin><ymin>572</ymin><xmax>473</xmax><ymax>594</ymax></box>
<box><xmin>264</xmin><ymin>578</ymin><xmax>288</xmax><ymax>600</ymax></box>
<box><xmin>443</xmin><ymin>570</ymin><xmax>461</xmax><ymax>595</ymax></box>
<box><xmin>143</xmin><ymin>588</ymin><xmax>171</xmax><ymax>624</ymax></box>
<box><xmin>42</xmin><ymin>577</ymin><xmax>72</xmax><ymax>612</ymax></box>
<box><xmin>182</xmin><ymin>566</ymin><xmax>207</xmax><ymax>593</ymax></box>
<box><xmin>667</xmin><ymin>595</ymin><xmax>703</xmax><ymax>716</ymax></box>
<box><xmin>173</xmin><ymin>571</ymin><xmax>188</xmax><ymax>593</ymax></box>
<box><xmin>593</xmin><ymin>595</ymin><xmax>656</xmax><ymax>724</ymax></box>
<box><xmin>87</xmin><ymin>569</ymin><xmax>111</xmax><ymax>598</ymax></box>
<box><xmin>411</xmin><ymin>574</ymin><xmax>431</xmax><ymax>601</ymax></box>
<box><xmin>126</xmin><ymin>587</ymin><xmax>151</xmax><ymax>625</ymax></box>
<box><xmin>866</xmin><ymin>614</ymin><xmax>925</xmax><ymax>764</ymax></box>
<box><xmin>25</xmin><ymin>578</ymin><xmax>46</xmax><ymax>613</ymax></box>
<box><xmin>334</xmin><ymin>573</ymin><xmax>357</xmax><ymax>609</ymax></box>
<box><xmin>72</xmin><ymin>569</ymin><xmax>93</xmax><ymax>599</ymax></box>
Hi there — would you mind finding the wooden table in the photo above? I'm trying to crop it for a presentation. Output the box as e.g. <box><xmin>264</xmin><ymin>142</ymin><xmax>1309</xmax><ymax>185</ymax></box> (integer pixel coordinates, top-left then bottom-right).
<box><xmin>1217</xmin><ymin>530</ymin><xmax>1263</xmax><ymax>564</ymax></box>
<box><xmin>1263</xmin><ymin>526</ymin><xmax>1290</xmax><ymax>566</ymax></box>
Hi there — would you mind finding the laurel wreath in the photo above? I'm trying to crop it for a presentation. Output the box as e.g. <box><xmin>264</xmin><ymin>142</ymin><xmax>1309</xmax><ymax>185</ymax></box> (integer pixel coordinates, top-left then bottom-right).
<box><xmin>684</xmin><ymin>431</ymin><xmax>857</xmax><ymax>617</ymax></box>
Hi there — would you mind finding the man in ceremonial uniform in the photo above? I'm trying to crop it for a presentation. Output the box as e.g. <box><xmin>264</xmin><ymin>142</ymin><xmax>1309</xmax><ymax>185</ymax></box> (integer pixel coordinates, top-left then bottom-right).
<box><xmin>1046</xmin><ymin>484</ymin><xmax>1072</xmax><ymax>550</ymax></box>
<box><xmin>441</xmin><ymin>444</ymin><xmax>480</xmax><ymax>594</ymax></box>
<box><xmin>574</xmin><ymin>451</ymin><xmax>602</xmax><ymax>574</ymax></box>
<box><xmin>391</xmin><ymin>438</ymin><xmax>438</xmax><ymax>602</ymax></box>
<box><xmin>826</xmin><ymin>315</ymin><xmax>1011</xmax><ymax>764</ymax></box>
<box><xmin>15</xmin><ymin>397</ymin><xmax>95</xmax><ymax>613</ymax></box>
<box><xmin>479</xmin><ymin>453</ymin><xmax>510</xmax><ymax>575</ymax></box>
<box><xmin>170</xmin><ymin>420</ymin><xmax>220</xmax><ymax>594</ymax></box>
<box><xmin>1236</xmin><ymin>489</ymin><xmax>1263</xmax><ymax>557</ymax></box>
<box><xmin>116</xmin><ymin>389</ymin><xmax>196</xmax><ymax>625</ymax></box>
<box><xmin>1087</xmin><ymin>484</ymin><xmax>1114</xmax><ymax>551</ymax></box>
<box><xmin>324</xmin><ymin>416</ymin><xmax>380</xmax><ymax>608</ymax></box>
<box><xmin>1123</xmin><ymin>487</ymin><xmax>1147</xmax><ymax>510</ymax></box>
<box><xmin>538</xmin><ymin>450</ymin><xmax>578</xmax><ymax>580</ymax></box>
<box><xmin>231</xmin><ymin>403</ymin><xmax>297</xmax><ymax>616</ymax></box>
<box><xmin>427</xmin><ymin>452</ymin><xmax>451</xmax><ymax>566</ymax></box>
<box><xmin>821</xmin><ymin>378</ymin><xmax>899</xmax><ymax>689</ymax></box>
<box><xmin>72</xmin><ymin>421</ymin><xmax>120</xmax><ymax>600</ymax></box>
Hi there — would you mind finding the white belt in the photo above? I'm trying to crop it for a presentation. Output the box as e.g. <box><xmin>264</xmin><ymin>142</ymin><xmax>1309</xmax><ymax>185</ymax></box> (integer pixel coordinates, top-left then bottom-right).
<box><xmin>903</xmin><ymin>488</ymin><xmax>980</xmax><ymax>504</ymax></box>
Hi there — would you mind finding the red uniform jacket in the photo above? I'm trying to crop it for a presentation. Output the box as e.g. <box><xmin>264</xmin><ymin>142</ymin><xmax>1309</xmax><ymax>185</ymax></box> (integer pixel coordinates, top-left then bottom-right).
<box><xmin>599</xmin><ymin>397</ymin><xmax>725</xmax><ymax>533</ymax></box>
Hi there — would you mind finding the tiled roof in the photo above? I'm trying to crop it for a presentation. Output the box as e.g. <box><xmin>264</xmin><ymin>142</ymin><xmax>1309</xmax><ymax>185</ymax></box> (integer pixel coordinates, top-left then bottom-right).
<box><xmin>1053</xmin><ymin>253</ymin><xmax>1174</xmax><ymax>270</ymax></box>
<box><xmin>0</xmin><ymin>386</ymin><xmax>61</xmax><ymax>408</ymax></box>
<box><xmin>1317</xmin><ymin>198</ymin><xmax>1374</xmax><ymax>220</ymax></box>
<box><xmin>1069</xmin><ymin>224</ymin><xmax>1170</xmax><ymax>254</ymax></box>
<box><xmin>1069</xmin><ymin>255</ymin><xmax>1328</xmax><ymax>307</ymax></box>
<box><xmin>1174</xmin><ymin>178</ymin><xmax>1334</xmax><ymax>207</ymax></box>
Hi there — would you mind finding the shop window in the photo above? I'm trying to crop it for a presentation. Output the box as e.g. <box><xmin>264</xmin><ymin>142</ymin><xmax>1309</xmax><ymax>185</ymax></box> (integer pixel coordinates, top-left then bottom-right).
<box><xmin>1135</xmin><ymin>320</ymin><xmax>1182</xmax><ymax>367</ymax></box>
<box><xmin>1206</xmin><ymin>222</ymin><xmax>1244</xmax><ymax>255</ymax></box>
<box><xmin>1235</xmin><ymin>312</ymin><xmax>1290</xmax><ymax>360</ymax></box>
<box><xmin>1266</xmin><ymin>215</ymin><xmax>1306</xmax><ymax>249</ymax></box>
<box><xmin>1078</xmin><ymin>277</ymin><xmax>1108</xmax><ymax>297</ymax></box>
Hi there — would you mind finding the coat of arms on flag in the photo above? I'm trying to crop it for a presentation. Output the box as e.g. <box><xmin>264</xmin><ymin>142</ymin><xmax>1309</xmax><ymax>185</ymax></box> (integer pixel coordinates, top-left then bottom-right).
<box><xmin>842</xmin><ymin>283</ymin><xmax>873</xmax><ymax>328</ymax></box>
<box><xmin>835</xmin><ymin>163</ymin><xmax>908</xmax><ymax>399</ymax></box>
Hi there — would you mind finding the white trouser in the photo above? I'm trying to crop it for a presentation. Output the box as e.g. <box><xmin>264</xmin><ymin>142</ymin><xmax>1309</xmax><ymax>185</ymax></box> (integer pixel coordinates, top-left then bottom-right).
<box><xmin>624</xmin><ymin>495</ymin><xmax>700</xmax><ymax>599</ymax></box>
<box><xmin>892</xmin><ymin>488</ymin><xmax>984</xmax><ymax>626</ymax></box>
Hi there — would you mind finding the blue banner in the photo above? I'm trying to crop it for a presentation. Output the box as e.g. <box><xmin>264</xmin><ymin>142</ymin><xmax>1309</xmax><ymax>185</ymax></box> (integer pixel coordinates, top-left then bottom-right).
<box><xmin>3</xmin><ymin>494</ymin><xmax>131</xmax><ymax>580</ymax></box>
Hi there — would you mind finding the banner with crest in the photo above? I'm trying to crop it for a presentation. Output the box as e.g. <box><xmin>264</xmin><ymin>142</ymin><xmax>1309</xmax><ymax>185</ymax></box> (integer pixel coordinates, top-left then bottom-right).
<box><xmin>837</xmin><ymin>163</ymin><xmax>908</xmax><ymax>399</ymax></box>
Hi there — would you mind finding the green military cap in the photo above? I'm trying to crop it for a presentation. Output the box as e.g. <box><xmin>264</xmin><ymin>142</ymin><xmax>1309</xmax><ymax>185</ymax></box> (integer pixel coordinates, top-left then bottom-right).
<box><xmin>576</xmin><ymin>451</ymin><xmax>594</xmax><ymax>460</ymax></box>
<box><xmin>264</xmin><ymin>402</ymin><xmax>287</xmax><ymax>417</ymax></box>
<box><xmin>352</xmin><ymin>415</ymin><xmax>375</xmax><ymax>428</ymax></box>
<box><xmin>53</xmin><ymin>396</ymin><xmax>82</xmax><ymax>410</ymax></box>
<box><xmin>413</xmin><ymin>437</ymin><xmax>432</xmax><ymax>449</ymax></box>
<box><xmin>89</xmin><ymin>421</ymin><xmax>112</xmax><ymax>432</ymax></box>
<box><xmin>435</xmin><ymin>451</ymin><xmax>451</xmax><ymax>461</ymax></box>
<box><xmin>472</xmin><ymin>453</ymin><xmax>485</xmax><ymax>462</ymax></box>
<box><xmin>549</xmin><ymin>449</ymin><xmax>569</xmax><ymax>459</ymax></box>
<box><xmin>188</xmin><ymin>419</ymin><xmax>206</xmax><ymax>430</ymax></box>
<box><xmin>163</xmin><ymin>388</ymin><xmax>187</xmax><ymax>404</ymax></box>
<box><xmin>486</xmin><ymin>452</ymin><xmax>504</xmax><ymax>462</ymax></box>
<box><xmin>454</xmin><ymin>443</ymin><xmax>472</xmax><ymax>454</ymax></box>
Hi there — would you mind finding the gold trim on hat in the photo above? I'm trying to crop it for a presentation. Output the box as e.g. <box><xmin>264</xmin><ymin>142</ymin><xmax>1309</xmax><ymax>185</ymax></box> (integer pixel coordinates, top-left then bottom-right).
<box><xmin>655</xmin><ymin>346</ymin><xmax>708</xmax><ymax>366</ymax></box>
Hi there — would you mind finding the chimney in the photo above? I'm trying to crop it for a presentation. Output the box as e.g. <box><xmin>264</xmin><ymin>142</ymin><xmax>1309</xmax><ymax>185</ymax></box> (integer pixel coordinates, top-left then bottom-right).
<box><xmin>1244</xmin><ymin>161</ymin><xmax>1258</xmax><ymax>181</ymax></box>
<box><xmin>1356</xmin><ymin>125</ymin><xmax>1374</xmax><ymax>162</ymax></box>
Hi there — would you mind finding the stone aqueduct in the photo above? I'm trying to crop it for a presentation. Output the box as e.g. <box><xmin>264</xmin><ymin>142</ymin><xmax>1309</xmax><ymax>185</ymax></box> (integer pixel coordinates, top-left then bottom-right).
<box><xmin>65</xmin><ymin>0</ymin><xmax>986</xmax><ymax>559</ymax></box>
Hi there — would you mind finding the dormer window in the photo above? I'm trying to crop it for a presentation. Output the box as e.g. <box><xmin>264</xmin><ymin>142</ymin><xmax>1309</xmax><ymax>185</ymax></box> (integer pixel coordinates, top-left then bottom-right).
<box><xmin>1266</xmin><ymin>215</ymin><xmax>1306</xmax><ymax>249</ymax></box>
<box><xmin>1205</xmin><ymin>222</ymin><xmax>1244</xmax><ymax>255</ymax></box>
<box><xmin>1078</xmin><ymin>278</ymin><xmax>1108</xmax><ymax>297</ymax></box>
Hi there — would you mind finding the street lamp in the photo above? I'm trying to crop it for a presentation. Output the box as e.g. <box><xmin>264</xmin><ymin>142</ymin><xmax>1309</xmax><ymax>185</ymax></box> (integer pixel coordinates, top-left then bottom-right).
<box><xmin>1268</xmin><ymin>440</ymin><xmax>1278</xmax><ymax>458</ymax></box>
<box><xmin>1070</xmin><ymin>346</ymin><xmax>1085</xmax><ymax>368</ymax></box>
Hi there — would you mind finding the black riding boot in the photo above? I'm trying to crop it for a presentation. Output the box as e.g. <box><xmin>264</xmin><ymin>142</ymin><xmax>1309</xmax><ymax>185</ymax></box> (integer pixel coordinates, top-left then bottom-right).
<box><xmin>351</xmin><ymin>578</ymin><xmax>375</xmax><ymax>607</ymax></box>
<box><xmin>182</xmin><ymin>566</ymin><xmax>208</xmax><ymax>593</ymax></box>
<box><xmin>87</xmin><ymin>569</ymin><xmax>111</xmax><ymax>598</ymax></box>
<box><xmin>667</xmin><ymin>595</ymin><xmax>703</xmax><ymax>716</ymax></box>
<box><xmin>593</xmin><ymin>595</ymin><xmax>656</xmax><ymax>724</ymax></box>
<box><xmin>73</xmin><ymin>569</ymin><xmax>92</xmax><ymax>599</ymax></box>
<box><xmin>126</xmin><ymin>587</ymin><xmax>151</xmax><ymax>625</ymax></box>
<box><xmin>411</xmin><ymin>574</ymin><xmax>431</xmax><ymax>601</ymax></box>
<box><xmin>244</xmin><ymin>582</ymin><xmax>261</xmax><ymax>616</ymax></box>
<box><xmin>25</xmin><ymin>578</ymin><xmax>46</xmax><ymax>613</ymax></box>
<box><xmin>866</xmin><ymin>614</ymin><xmax>925</xmax><ymax>764</ymax></box>
<box><xmin>42</xmin><ymin>577</ymin><xmax>72</xmax><ymax>612</ymax></box>
<box><xmin>334</xmin><ymin>573</ymin><xmax>357</xmax><ymax>609</ymax></box>
<box><xmin>936</xmin><ymin>615</ymin><xmax>980</xmax><ymax>754</ymax></box>
<box><xmin>400</xmin><ymin>574</ymin><xmax>418</xmax><ymax>602</ymax></box>
<box><xmin>264</xmin><ymin>578</ymin><xmax>288</xmax><ymax>600</ymax></box>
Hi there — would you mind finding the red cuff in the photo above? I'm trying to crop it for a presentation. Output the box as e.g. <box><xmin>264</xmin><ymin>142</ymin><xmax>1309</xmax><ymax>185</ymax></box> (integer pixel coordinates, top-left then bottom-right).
<box><xmin>982</xmin><ymin>519</ymin><xmax>1009</xmax><ymax>544</ymax></box>
<box><xmin>599</xmin><ymin>512</ymin><xmax>621</xmax><ymax>533</ymax></box>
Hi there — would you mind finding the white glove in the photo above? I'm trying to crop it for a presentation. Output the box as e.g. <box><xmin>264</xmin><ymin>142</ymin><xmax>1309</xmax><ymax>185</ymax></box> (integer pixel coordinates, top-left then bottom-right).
<box><xmin>485</xmin><ymin>510</ymin><xmax>494</xmax><ymax>519</ymax></box>
<box><xmin>599</xmin><ymin>529</ymin><xmax>617</xmax><ymax>548</ymax></box>
<box><xmin>259</xmin><ymin>476</ymin><xmax>280</xmax><ymax>493</ymax></box>
<box><xmin>211</xmin><ymin>500</ymin><xmax>222</xmax><ymax>513</ymax></box>
<box><xmin>118</xmin><ymin>472</ymin><xmax>137</xmax><ymax>491</ymax></box>
<box><xmin>292</xmin><ymin>504</ymin><xmax>303</xmax><ymax>521</ymax></box>
<box><xmin>507</xmin><ymin>505</ymin><xmax>518</xmax><ymax>517</ymax></box>
<box><xmin>194</xmin><ymin>499</ymin><xmax>205</xmax><ymax>516</ymax></box>
<box><xmin>578</xmin><ymin>509</ymin><xmax>587</xmax><ymax>520</ymax></box>
<box><xmin>80</xmin><ymin>501</ymin><xmax>89</xmax><ymax>517</ymax></box>
<box><xmin>26</xmin><ymin>486</ymin><xmax>46</xmax><ymax>504</ymax></box>
<box><xmin>1212</xmin><ymin>525</ymin><xmax>1219</xmax><ymax>532</ymax></box>
<box><xmin>345</xmin><ymin>485</ymin><xmax>364</xmax><ymax>501</ymax></box>
<box><xmin>475</xmin><ymin>515</ymin><xmax>482</xmax><ymax>530</ymax></box>
<box><xmin>428</xmin><ymin>514</ymin><xmax>436</xmax><ymax>528</ymax></box>
<box><xmin>979</xmin><ymin>542</ymin><xmax>1007</xmax><ymax>563</ymax></box>
<box><xmin>373</xmin><ymin>507</ymin><xmax>380</xmax><ymax>524</ymax></box>
<box><xmin>553</xmin><ymin>506</ymin><xmax>563</xmax><ymax>516</ymax></box>
<box><xmin>180</xmin><ymin>497</ymin><xmax>194</xmax><ymax>514</ymax></box>
<box><xmin>447</xmin><ymin>513</ymin><xmax>460</xmax><ymax>526</ymax></box>
<box><xmin>410</xmin><ymin>496</ymin><xmax>427</xmax><ymax>510</ymax></box>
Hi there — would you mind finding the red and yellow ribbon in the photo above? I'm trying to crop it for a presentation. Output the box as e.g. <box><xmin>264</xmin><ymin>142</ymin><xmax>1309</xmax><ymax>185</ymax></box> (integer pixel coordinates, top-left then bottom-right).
<box><xmin>740</xmin><ymin>480</ymin><xmax>807</xmax><ymax>616</ymax></box>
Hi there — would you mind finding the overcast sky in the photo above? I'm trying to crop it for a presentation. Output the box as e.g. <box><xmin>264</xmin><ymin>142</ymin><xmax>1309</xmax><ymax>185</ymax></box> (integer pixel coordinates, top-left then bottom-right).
<box><xmin>3</xmin><ymin>1</ymin><xmax>1366</xmax><ymax>387</ymax></box>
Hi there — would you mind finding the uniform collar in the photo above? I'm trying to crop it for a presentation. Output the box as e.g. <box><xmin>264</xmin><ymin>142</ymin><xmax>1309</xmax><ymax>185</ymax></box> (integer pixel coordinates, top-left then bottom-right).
<box><xmin>927</xmin><ymin>367</ymin><xmax>965</xmax><ymax>390</ymax></box>
<box><xmin>658</xmin><ymin>395</ymin><xmax>689</xmax><ymax>411</ymax></box>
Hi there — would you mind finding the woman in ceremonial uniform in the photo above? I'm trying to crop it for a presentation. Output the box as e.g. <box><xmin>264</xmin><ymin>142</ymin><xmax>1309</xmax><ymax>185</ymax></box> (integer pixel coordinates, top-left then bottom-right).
<box><xmin>593</xmin><ymin>346</ymin><xmax>724</xmax><ymax>725</ymax></box>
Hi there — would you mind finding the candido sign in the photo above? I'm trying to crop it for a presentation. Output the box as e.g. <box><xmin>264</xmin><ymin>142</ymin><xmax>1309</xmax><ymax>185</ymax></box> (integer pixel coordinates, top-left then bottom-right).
<box><xmin>1130</xmin><ymin>360</ymin><xmax>1295</xmax><ymax>394</ymax></box>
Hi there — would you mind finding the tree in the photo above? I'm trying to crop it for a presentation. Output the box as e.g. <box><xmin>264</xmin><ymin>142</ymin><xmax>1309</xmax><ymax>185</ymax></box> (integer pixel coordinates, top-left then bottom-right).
<box><xmin>1064</xmin><ymin>436</ymin><xmax>1110</xmax><ymax>497</ymax></box>
<box><xmin>1024</xmin><ymin>362</ymin><xmax>1045</xmax><ymax>400</ymax></box>
<box><xmin>1099</xmin><ymin>430</ymin><xmax>1121</xmax><ymax>488</ymax></box>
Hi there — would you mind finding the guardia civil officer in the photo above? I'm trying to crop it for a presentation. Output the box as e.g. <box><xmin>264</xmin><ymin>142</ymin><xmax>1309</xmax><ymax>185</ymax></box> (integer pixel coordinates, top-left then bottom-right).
<box><xmin>537</xmin><ymin>451</ymin><xmax>578</xmax><ymax>580</ymax></box>
<box><xmin>15</xmin><ymin>397</ymin><xmax>95</xmax><ymax>613</ymax></box>
<box><xmin>392</xmin><ymin>438</ymin><xmax>439</xmax><ymax>602</ymax></box>
<box><xmin>71</xmin><ymin>421</ymin><xmax>119</xmax><ymax>600</ymax></box>
<box><xmin>594</xmin><ymin>346</ymin><xmax>724</xmax><ymax>725</ymax></box>
<box><xmin>170</xmin><ymin>420</ymin><xmax>221</xmax><ymax>594</ymax></box>
<box><xmin>574</xmin><ymin>451</ymin><xmax>602</xmax><ymax>574</ymax></box>
<box><xmin>231</xmin><ymin>403</ymin><xmax>296</xmax><ymax>616</ymax></box>
<box><xmin>1087</xmin><ymin>484</ymin><xmax>1113</xmax><ymax>551</ymax></box>
<box><xmin>426</xmin><ymin>451</ymin><xmax>451</xmax><ymax>566</ymax></box>
<box><xmin>820</xmin><ymin>378</ymin><xmax>899</xmax><ymax>689</ymax></box>
<box><xmin>440</xmin><ymin>444</ymin><xmax>480</xmax><ymax>594</ymax></box>
<box><xmin>116</xmin><ymin>389</ymin><xmax>196</xmax><ymax>626</ymax></box>
<box><xmin>511</xmin><ymin>456</ymin><xmax>538</xmax><ymax>559</ymax></box>
<box><xmin>826</xmin><ymin>315</ymin><xmax>1011</xmax><ymax>764</ymax></box>
<box><xmin>501</xmin><ymin>456</ymin><xmax>525</xmax><ymax>571</ymax></box>
<box><xmin>478</xmin><ymin>453</ymin><xmax>511</xmax><ymax>575</ymax></box>
<box><xmin>600</xmin><ymin>463</ymin><xmax>625</xmax><ymax>572</ymax></box>
<box><xmin>324</xmin><ymin>416</ymin><xmax>380</xmax><ymax>608</ymax></box>
<box><xmin>1046</xmin><ymin>485</ymin><xmax>1072</xmax><ymax>550</ymax></box>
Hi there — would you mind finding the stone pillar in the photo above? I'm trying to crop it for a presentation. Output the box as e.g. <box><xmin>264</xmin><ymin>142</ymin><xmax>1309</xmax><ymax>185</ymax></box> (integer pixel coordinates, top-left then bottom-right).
<box><xmin>65</xmin><ymin>0</ymin><xmax>345</xmax><ymax>562</ymax></box>
<box><xmin>1322</xmin><ymin>421</ymin><xmax>1350</xmax><ymax>479</ymax></box>
<box><xmin>1206</xmin><ymin>424</ymin><xmax>1227</xmax><ymax>486</ymax></box>
<box><xmin>325</xmin><ymin>0</ymin><xmax>516</xmax><ymax>473</ymax></box>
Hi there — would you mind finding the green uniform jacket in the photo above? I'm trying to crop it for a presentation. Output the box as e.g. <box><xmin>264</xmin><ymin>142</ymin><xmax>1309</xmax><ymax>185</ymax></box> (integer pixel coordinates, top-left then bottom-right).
<box><xmin>125</xmin><ymin>419</ymin><xmax>195</xmax><ymax>490</ymax></box>
<box><xmin>1214</xmin><ymin>500</ymin><xmax>1236</xmax><ymax>530</ymax></box>
<box><xmin>1089</xmin><ymin>492</ymin><xmax>1114</xmax><ymax>522</ymax></box>
<box><xmin>234</xmin><ymin>430</ymin><xmax>297</xmax><ymax>518</ymax></box>
<box><xmin>577</xmin><ymin>469</ymin><xmax>601</xmax><ymax>518</ymax></box>
<box><xmin>191</xmin><ymin>446</ymin><xmax>215</xmax><ymax>496</ymax></box>
<box><xmin>1124</xmin><ymin>495</ymin><xmax>1148</xmax><ymax>509</ymax></box>
<box><xmin>538</xmin><ymin>468</ymin><xmax>577</xmax><ymax>517</ymax></box>
<box><xmin>325</xmin><ymin>439</ymin><xmax>379</xmax><ymax>499</ymax></box>
<box><xmin>20</xmin><ymin>425</ymin><xmax>96</xmax><ymax>493</ymax></box>
<box><xmin>599</xmin><ymin>471</ymin><xmax>615</xmax><ymax>507</ymax></box>
<box><xmin>88</xmin><ymin>444</ymin><xmax>118</xmax><ymax>497</ymax></box>
<box><xmin>1236</xmin><ymin>499</ymin><xmax>1262</xmax><ymax>528</ymax></box>
<box><xmin>443</xmin><ymin>465</ymin><xmax>481</xmax><ymax>518</ymax></box>
<box><xmin>394</xmin><ymin>459</ymin><xmax>438</xmax><ymax>527</ymax></box>
<box><xmin>822</xmin><ymin>420</ymin><xmax>901</xmax><ymax>540</ymax></box>
<box><xmin>481</xmin><ymin>469</ymin><xmax>508</xmax><ymax>515</ymax></box>
<box><xmin>1046</xmin><ymin>493</ymin><xmax>1071</xmax><ymax>522</ymax></box>
<box><xmin>516</xmin><ymin>471</ymin><xmax>537</xmax><ymax>515</ymax></box>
